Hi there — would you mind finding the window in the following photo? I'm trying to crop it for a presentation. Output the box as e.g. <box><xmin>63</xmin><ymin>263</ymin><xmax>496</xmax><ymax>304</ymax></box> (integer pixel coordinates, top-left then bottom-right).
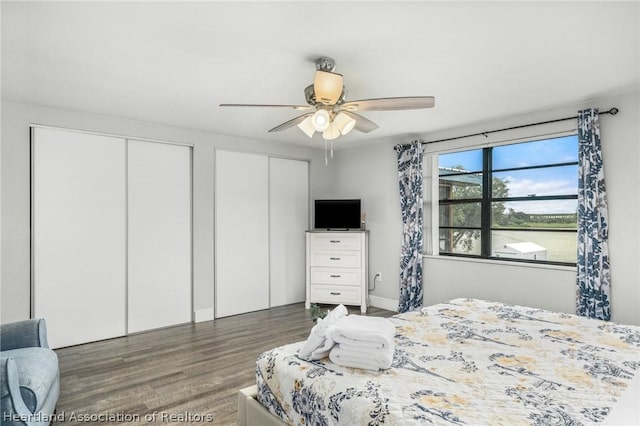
<box><xmin>437</xmin><ymin>135</ymin><xmax>578</xmax><ymax>265</ymax></box>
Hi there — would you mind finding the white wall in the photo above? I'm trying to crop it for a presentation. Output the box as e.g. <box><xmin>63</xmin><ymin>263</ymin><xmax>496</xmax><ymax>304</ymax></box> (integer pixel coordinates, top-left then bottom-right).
<box><xmin>331</xmin><ymin>91</ymin><xmax>640</xmax><ymax>326</ymax></box>
<box><xmin>0</xmin><ymin>100</ymin><xmax>333</xmax><ymax>323</ymax></box>
<box><xmin>4</xmin><ymin>92</ymin><xmax>638</xmax><ymax>326</ymax></box>
<box><xmin>328</xmin><ymin>141</ymin><xmax>403</xmax><ymax>307</ymax></box>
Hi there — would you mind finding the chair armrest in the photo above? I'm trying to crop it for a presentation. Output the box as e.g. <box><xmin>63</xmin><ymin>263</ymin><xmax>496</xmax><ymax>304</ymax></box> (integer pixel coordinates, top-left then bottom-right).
<box><xmin>0</xmin><ymin>319</ymin><xmax>48</xmax><ymax>351</ymax></box>
<box><xmin>1</xmin><ymin>356</ymin><xmax>32</xmax><ymax>421</ymax></box>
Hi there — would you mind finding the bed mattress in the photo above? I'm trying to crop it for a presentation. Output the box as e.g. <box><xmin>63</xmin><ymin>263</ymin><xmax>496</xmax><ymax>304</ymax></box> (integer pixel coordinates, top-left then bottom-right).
<box><xmin>255</xmin><ymin>298</ymin><xmax>640</xmax><ymax>425</ymax></box>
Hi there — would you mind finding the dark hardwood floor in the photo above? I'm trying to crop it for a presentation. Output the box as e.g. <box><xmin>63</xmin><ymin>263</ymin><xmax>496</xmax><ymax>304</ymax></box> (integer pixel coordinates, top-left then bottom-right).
<box><xmin>53</xmin><ymin>303</ymin><xmax>395</xmax><ymax>425</ymax></box>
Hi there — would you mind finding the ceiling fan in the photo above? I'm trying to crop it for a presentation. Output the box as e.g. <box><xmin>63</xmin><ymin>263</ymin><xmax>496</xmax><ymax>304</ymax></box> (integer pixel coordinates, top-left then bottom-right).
<box><xmin>219</xmin><ymin>57</ymin><xmax>435</xmax><ymax>141</ymax></box>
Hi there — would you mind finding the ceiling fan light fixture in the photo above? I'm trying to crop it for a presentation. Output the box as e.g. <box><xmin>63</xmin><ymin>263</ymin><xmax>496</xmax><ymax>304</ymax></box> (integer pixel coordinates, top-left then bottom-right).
<box><xmin>311</xmin><ymin>109</ymin><xmax>331</xmax><ymax>132</ymax></box>
<box><xmin>322</xmin><ymin>122</ymin><xmax>341</xmax><ymax>140</ymax></box>
<box><xmin>220</xmin><ymin>56</ymin><xmax>436</xmax><ymax>150</ymax></box>
<box><xmin>334</xmin><ymin>112</ymin><xmax>356</xmax><ymax>135</ymax></box>
<box><xmin>314</xmin><ymin>70</ymin><xmax>344</xmax><ymax>105</ymax></box>
<box><xmin>297</xmin><ymin>116</ymin><xmax>315</xmax><ymax>138</ymax></box>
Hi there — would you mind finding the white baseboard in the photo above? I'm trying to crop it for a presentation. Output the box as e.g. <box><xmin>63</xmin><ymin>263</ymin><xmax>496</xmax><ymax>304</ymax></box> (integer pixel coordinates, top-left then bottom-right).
<box><xmin>194</xmin><ymin>307</ymin><xmax>214</xmax><ymax>323</ymax></box>
<box><xmin>368</xmin><ymin>295</ymin><xmax>398</xmax><ymax>312</ymax></box>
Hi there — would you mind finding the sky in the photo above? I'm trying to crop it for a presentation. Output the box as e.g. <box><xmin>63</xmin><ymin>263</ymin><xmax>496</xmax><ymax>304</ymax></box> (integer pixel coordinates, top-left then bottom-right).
<box><xmin>438</xmin><ymin>135</ymin><xmax>578</xmax><ymax>214</ymax></box>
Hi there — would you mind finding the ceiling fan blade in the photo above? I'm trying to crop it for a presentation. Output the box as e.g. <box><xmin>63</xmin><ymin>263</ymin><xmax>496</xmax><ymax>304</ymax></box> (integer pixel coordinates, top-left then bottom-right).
<box><xmin>268</xmin><ymin>113</ymin><xmax>314</xmax><ymax>132</ymax></box>
<box><xmin>220</xmin><ymin>103</ymin><xmax>312</xmax><ymax>111</ymax></box>
<box><xmin>341</xmin><ymin>96</ymin><xmax>435</xmax><ymax>112</ymax></box>
<box><xmin>340</xmin><ymin>111</ymin><xmax>379</xmax><ymax>133</ymax></box>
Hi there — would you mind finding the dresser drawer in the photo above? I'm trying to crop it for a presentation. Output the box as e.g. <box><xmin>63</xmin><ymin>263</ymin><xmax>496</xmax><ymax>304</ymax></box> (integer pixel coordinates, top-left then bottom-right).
<box><xmin>309</xmin><ymin>233</ymin><xmax>362</xmax><ymax>250</ymax></box>
<box><xmin>310</xmin><ymin>285</ymin><xmax>361</xmax><ymax>305</ymax></box>
<box><xmin>310</xmin><ymin>267</ymin><xmax>361</xmax><ymax>286</ymax></box>
<box><xmin>309</xmin><ymin>250</ymin><xmax>361</xmax><ymax>268</ymax></box>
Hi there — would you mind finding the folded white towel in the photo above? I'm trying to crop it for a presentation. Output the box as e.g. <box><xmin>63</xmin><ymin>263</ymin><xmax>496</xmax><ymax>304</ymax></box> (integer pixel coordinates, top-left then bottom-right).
<box><xmin>299</xmin><ymin>304</ymin><xmax>348</xmax><ymax>360</ymax></box>
<box><xmin>334</xmin><ymin>342</ymin><xmax>386</xmax><ymax>354</ymax></box>
<box><xmin>329</xmin><ymin>315</ymin><xmax>396</xmax><ymax>350</ymax></box>
<box><xmin>329</xmin><ymin>344</ymin><xmax>395</xmax><ymax>371</ymax></box>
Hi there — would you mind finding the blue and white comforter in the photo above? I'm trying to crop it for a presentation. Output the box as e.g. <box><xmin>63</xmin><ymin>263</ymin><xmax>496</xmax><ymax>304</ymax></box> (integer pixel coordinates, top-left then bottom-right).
<box><xmin>256</xmin><ymin>298</ymin><xmax>640</xmax><ymax>425</ymax></box>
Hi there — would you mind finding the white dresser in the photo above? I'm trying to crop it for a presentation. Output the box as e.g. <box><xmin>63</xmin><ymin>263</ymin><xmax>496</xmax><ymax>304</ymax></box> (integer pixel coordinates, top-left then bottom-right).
<box><xmin>305</xmin><ymin>231</ymin><xmax>368</xmax><ymax>313</ymax></box>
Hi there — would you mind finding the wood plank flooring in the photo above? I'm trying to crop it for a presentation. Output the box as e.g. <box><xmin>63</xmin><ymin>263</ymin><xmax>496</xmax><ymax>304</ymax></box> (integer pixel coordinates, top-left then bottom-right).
<box><xmin>53</xmin><ymin>303</ymin><xmax>394</xmax><ymax>425</ymax></box>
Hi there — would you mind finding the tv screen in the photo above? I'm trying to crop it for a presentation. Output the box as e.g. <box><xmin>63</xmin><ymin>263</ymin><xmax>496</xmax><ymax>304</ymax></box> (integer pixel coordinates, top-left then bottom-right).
<box><xmin>314</xmin><ymin>199</ymin><xmax>361</xmax><ymax>230</ymax></box>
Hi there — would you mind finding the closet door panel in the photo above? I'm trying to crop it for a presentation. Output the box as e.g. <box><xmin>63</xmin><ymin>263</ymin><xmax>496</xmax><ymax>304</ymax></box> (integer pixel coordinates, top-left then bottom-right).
<box><xmin>215</xmin><ymin>150</ymin><xmax>269</xmax><ymax>317</ymax></box>
<box><xmin>127</xmin><ymin>140</ymin><xmax>192</xmax><ymax>333</ymax></box>
<box><xmin>269</xmin><ymin>158</ymin><xmax>309</xmax><ymax>307</ymax></box>
<box><xmin>32</xmin><ymin>127</ymin><xmax>126</xmax><ymax>348</ymax></box>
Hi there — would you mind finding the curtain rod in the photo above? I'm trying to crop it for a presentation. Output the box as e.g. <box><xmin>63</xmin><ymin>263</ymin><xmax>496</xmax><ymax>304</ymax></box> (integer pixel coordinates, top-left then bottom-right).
<box><xmin>393</xmin><ymin>107</ymin><xmax>619</xmax><ymax>149</ymax></box>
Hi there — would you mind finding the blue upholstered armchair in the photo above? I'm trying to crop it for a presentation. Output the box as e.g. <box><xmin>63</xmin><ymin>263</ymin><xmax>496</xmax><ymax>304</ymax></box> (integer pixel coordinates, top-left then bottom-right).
<box><xmin>1</xmin><ymin>319</ymin><xmax>60</xmax><ymax>426</ymax></box>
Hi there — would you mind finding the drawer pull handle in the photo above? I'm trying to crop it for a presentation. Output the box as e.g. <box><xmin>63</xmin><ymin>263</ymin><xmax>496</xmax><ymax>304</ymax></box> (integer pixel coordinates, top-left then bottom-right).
<box><xmin>329</xmin><ymin>257</ymin><xmax>341</xmax><ymax>261</ymax></box>
<box><xmin>330</xmin><ymin>274</ymin><xmax>341</xmax><ymax>278</ymax></box>
<box><xmin>330</xmin><ymin>292</ymin><xmax>341</xmax><ymax>296</ymax></box>
<box><xmin>329</xmin><ymin>240</ymin><xmax>341</xmax><ymax>243</ymax></box>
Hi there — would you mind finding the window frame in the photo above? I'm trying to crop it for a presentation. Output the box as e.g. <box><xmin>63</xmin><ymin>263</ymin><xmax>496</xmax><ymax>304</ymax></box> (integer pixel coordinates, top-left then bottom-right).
<box><xmin>437</xmin><ymin>140</ymin><xmax>578</xmax><ymax>267</ymax></box>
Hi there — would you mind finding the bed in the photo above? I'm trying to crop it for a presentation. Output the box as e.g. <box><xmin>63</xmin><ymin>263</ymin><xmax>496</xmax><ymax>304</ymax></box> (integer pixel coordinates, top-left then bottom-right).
<box><xmin>238</xmin><ymin>298</ymin><xmax>640</xmax><ymax>425</ymax></box>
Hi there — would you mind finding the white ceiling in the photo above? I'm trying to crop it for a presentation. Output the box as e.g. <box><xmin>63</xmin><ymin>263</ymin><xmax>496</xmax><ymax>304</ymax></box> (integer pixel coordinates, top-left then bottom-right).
<box><xmin>2</xmin><ymin>1</ymin><xmax>638</xmax><ymax>149</ymax></box>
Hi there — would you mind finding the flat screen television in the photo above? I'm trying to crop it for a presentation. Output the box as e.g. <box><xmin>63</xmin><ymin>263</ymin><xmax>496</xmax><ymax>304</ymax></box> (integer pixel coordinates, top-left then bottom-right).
<box><xmin>314</xmin><ymin>199</ymin><xmax>361</xmax><ymax>230</ymax></box>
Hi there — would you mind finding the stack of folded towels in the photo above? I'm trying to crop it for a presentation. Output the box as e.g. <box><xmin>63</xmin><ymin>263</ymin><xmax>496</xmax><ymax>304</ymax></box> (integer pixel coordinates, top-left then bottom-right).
<box><xmin>299</xmin><ymin>305</ymin><xmax>396</xmax><ymax>371</ymax></box>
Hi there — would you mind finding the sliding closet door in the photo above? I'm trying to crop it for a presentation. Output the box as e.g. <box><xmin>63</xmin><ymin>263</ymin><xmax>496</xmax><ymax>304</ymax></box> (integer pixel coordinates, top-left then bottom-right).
<box><xmin>269</xmin><ymin>158</ymin><xmax>309</xmax><ymax>307</ymax></box>
<box><xmin>32</xmin><ymin>127</ymin><xmax>126</xmax><ymax>348</ymax></box>
<box><xmin>127</xmin><ymin>140</ymin><xmax>192</xmax><ymax>333</ymax></box>
<box><xmin>215</xmin><ymin>150</ymin><xmax>269</xmax><ymax>317</ymax></box>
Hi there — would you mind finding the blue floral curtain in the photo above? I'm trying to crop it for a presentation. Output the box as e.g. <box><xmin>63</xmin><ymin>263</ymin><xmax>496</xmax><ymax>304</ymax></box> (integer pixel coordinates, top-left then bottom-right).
<box><xmin>576</xmin><ymin>108</ymin><xmax>611</xmax><ymax>320</ymax></box>
<box><xmin>396</xmin><ymin>141</ymin><xmax>424</xmax><ymax>313</ymax></box>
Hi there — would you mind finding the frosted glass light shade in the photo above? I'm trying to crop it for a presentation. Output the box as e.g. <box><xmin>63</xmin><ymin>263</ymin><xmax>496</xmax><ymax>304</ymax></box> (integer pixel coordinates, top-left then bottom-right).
<box><xmin>314</xmin><ymin>71</ymin><xmax>344</xmax><ymax>104</ymax></box>
<box><xmin>322</xmin><ymin>123</ymin><xmax>340</xmax><ymax>140</ymax></box>
<box><xmin>297</xmin><ymin>116</ymin><xmax>315</xmax><ymax>138</ymax></box>
<box><xmin>311</xmin><ymin>109</ymin><xmax>331</xmax><ymax>132</ymax></box>
<box><xmin>333</xmin><ymin>112</ymin><xmax>356</xmax><ymax>135</ymax></box>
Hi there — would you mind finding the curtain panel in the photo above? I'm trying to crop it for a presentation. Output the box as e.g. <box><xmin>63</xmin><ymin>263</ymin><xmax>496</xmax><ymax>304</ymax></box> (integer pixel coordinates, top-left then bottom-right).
<box><xmin>576</xmin><ymin>108</ymin><xmax>611</xmax><ymax>321</ymax></box>
<box><xmin>396</xmin><ymin>141</ymin><xmax>424</xmax><ymax>313</ymax></box>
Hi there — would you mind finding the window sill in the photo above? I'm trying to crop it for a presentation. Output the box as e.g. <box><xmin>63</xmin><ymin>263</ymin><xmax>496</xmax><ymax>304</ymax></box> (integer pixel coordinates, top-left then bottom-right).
<box><xmin>423</xmin><ymin>254</ymin><xmax>577</xmax><ymax>272</ymax></box>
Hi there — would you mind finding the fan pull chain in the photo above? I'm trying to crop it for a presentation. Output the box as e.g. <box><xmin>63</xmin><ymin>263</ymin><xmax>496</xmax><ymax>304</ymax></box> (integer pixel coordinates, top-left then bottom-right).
<box><xmin>330</xmin><ymin>140</ymin><xmax>334</xmax><ymax>158</ymax></box>
<box><xmin>324</xmin><ymin>139</ymin><xmax>328</xmax><ymax>165</ymax></box>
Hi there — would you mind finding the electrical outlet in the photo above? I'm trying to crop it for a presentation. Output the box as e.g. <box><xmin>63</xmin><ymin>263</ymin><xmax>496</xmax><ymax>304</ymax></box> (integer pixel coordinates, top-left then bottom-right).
<box><xmin>375</xmin><ymin>272</ymin><xmax>382</xmax><ymax>281</ymax></box>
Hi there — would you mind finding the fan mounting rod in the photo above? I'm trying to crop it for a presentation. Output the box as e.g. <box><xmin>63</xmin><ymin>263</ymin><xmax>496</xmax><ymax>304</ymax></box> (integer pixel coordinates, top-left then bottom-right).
<box><xmin>315</xmin><ymin>57</ymin><xmax>336</xmax><ymax>73</ymax></box>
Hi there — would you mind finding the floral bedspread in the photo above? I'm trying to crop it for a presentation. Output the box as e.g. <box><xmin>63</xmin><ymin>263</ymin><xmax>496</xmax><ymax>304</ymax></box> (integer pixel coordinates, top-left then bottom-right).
<box><xmin>255</xmin><ymin>298</ymin><xmax>640</xmax><ymax>425</ymax></box>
